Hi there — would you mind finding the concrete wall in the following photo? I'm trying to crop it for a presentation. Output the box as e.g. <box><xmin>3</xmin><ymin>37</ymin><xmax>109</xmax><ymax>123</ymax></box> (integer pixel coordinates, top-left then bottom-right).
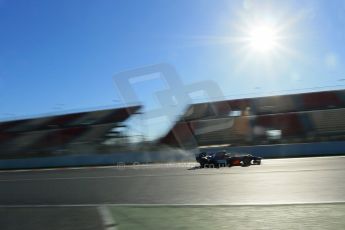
<box><xmin>0</xmin><ymin>148</ymin><xmax>195</xmax><ymax>170</ymax></box>
<box><xmin>205</xmin><ymin>141</ymin><xmax>345</xmax><ymax>158</ymax></box>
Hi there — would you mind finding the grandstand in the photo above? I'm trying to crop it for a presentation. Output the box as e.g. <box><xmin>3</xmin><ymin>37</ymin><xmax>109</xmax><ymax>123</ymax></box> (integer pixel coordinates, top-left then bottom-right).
<box><xmin>160</xmin><ymin>89</ymin><xmax>345</xmax><ymax>148</ymax></box>
<box><xmin>0</xmin><ymin>105</ymin><xmax>141</xmax><ymax>159</ymax></box>
<box><xmin>2</xmin><ymin>89</ymin><xmax>345</xmax><ymax>157</ymax></box>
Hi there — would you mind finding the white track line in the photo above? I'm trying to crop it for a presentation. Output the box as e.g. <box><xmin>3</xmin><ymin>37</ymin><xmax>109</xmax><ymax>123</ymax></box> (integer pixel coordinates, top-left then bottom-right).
<box><xmin>1</xmin><ymin>201</ymin><xmax>345</xmax><ymax>208</ymax></box>
<box><xmin>97</xmin><ymin>206</ymin><xmax>118</xmax><ymax>230</ymax></box>
<box><xmin>1</xmin><ymin>167</ymin><xmax>345</xmax><ymax>183</ymax></box>
<box><xmin>0</xmin><ymin>162</ymin><xmax>198</xmax><ymax>173</ymax></box>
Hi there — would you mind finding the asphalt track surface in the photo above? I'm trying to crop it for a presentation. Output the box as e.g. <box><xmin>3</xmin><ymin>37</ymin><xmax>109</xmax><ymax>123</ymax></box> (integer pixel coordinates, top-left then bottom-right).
<box><xmin>0</xmin><ymin>156</ymin><xmax>345</xmax><ymax>205</ymax></box>
<box><xmin>1</xmin><ymin>156</ymin><xmax>345</xmax><ymax>229</ymax></box>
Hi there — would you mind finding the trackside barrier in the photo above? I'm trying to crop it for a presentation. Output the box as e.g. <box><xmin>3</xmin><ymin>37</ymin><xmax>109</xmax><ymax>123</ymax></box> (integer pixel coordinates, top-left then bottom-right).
<box><xmin>0</xmin><ymin>141</ymin><xmax>344</xmax><ymax>169</ymax></box>
<box><xmin>216</xmin><ymin>141</ymin><xmax>345</xmax><ymax>158</ymax></box>
<box><xmin>0</xmin><ymin>149</ymin><xmax>196</xmax><ymax>170</ymax></box>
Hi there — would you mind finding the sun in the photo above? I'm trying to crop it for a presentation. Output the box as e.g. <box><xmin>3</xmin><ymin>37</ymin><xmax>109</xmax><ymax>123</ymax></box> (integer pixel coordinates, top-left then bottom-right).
<box><xmin>248</xmin><ymin>24</ymin><xmax>278</xmax><ymax>53</ymax></box>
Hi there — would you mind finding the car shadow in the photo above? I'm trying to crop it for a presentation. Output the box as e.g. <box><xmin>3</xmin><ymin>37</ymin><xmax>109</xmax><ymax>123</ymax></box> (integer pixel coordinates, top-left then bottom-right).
<box><xmin>187</xmin><ymin>166</ymin><xmax>201</xmax><ymax>170</ymax></box>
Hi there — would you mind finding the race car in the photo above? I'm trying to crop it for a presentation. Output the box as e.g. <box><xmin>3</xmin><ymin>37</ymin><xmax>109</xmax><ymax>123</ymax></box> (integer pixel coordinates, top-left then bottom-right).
<box><xmin>228</xmin><ymin>154</ymin><xmax>262</xmax><ymax>166</ymax></box>
<box><xmin>196</xmin><ymin>150</ymin><xmax>262</xmax><ymax>168</ymax></box>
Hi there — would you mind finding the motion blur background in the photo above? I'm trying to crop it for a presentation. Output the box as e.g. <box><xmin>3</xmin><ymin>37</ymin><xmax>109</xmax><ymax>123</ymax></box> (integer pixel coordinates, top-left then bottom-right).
<box><xmin>1</xmin><ymin>1</ymin><xmax>345</xmax><ymax>229</ymax></box>
<box><xmin>1</xmin><ymin>0</ymin><xmax>345</xmax><ymax>165</ymax></box>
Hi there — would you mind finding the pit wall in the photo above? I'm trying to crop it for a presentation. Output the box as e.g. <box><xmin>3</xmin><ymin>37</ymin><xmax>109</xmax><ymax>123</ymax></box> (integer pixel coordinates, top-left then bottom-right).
<box><xmin>203</xmin><ymin>141</ymin><xmax>345</xmax><ymax>158</ymax></box>
<box><xmin>0</xmin><ymin>148</ymin><xmax>195</xmax><ymax>170</ymax></box>
<box><xmin>0</xmin><ymin>141</ymin><xmax>344</xmax><ymax>170</ymax></box>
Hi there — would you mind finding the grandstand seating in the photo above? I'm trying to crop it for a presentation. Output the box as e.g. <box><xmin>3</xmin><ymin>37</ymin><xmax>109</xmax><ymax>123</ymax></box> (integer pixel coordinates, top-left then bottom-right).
<box><xmin>0</xmin><ymin>120</ymin><xmax>28</xmax><ymax>132</ymax></box>
<box><xmin>183</xmin><ymin>103</ymin><xmax>217</xmax><ymax>121</ymax></box>
<box><xmin>160</xmin><ymin>89</ymin><xmax>345</xmax><ymax>148</ymax></box>
<box><xmin>26</xmin><ymin>127</ymin><xmax>88</xmax><ymax>152</ymax></box>
<box><xmin>183</xmin><ymin>99</ymin><xmax>252</xmax><ymax>121</ymax></box>
<box><xmin>191</xmin><ymin>117</ymin><xmax>251</xmax><ymax>146</ymax></box>
<box><xmin>2</xmin><ymin>131</ymin><xmax>52</xmax><ymax>155</ymax></box>
<box><xmin>0</xmin><ymin>133</ymin><xmax>14</xmax><ymax>144</ymax></box>
<box><xmin>41</xmin><ymin>113</ymin><xmax>85</xmax><ymax>128</ymax></box>
<box><xmin>164</xmin><ymin>122</ymin><xmax>196</xmax><ymax>148</ymax></box>
<box><xmin>0</xmin><ymin>105</ymin><xmax>141</xmax><ymax>158</ymax></box>
<box><xmin>68</xmin><ymin>123</ymin><xmax>115</xmax><ymax>144</ymax></box>
<box><xmin>254</xmin><ymin>113</ymin><xmax>304</xmax><ymax>137</ymax></box>
<box><xmin>310</xmin><ymin>108</ymin><xmax>345</xmax><ymax>134</ymax></box>
<box><xmin>227</xmin><ymin>99</ymin><xmax>251</xmax><ymax>111</ymax></box>
<box><xmin>254</xmin><ymin>96</ymin><xmax>296</xmax><ymax>114</ymax></box>
<box><xmin>302</xmin><ymin>91</ymin><xmax>343</xmax><ymax>109</ymax></box>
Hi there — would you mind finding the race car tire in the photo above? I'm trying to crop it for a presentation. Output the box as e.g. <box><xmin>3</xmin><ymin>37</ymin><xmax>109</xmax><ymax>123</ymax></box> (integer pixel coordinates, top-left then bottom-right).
<box><xmin>208</xmin><ymin>164</ymin><xmax>215</xmax><ymax>168</ymax></box>
<box><xmin>242</xmin><ymin>157</ymin><xmax>251</xmax><ymax>167</ymax></box>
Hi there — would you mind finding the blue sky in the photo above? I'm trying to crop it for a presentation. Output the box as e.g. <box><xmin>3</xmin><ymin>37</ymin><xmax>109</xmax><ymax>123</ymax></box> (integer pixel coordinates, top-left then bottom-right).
<box><xmin>1</xmin><ymin>0</ymin><xmax>345</xmax><ymax>138</ymax></box>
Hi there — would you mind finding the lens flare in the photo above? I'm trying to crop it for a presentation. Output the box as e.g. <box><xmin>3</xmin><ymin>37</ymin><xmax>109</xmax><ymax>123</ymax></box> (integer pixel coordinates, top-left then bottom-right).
<box><xmin>248</xmin><ymin>25</ymin><xmax>278</xmax><ymax>52</ymax></box>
